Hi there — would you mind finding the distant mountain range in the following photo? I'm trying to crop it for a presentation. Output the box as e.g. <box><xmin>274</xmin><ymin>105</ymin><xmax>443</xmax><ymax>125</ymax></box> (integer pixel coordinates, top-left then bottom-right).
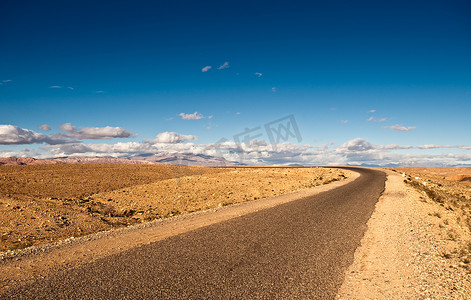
<box><xmin>0</xmin><ymin>153</ymin><xmax>241</xmax><ymax>167</ymax></box>
<box><xmin>132</xmin><ymin>153</ymin><xmax>241</xmax><ymax>166</ymax></box>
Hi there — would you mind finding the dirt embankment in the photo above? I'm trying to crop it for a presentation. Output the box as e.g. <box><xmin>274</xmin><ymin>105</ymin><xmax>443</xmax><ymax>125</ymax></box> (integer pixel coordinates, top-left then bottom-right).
<box><xmin>338</xmin><ymin>169</ymin><xmax>471</xmax><ymax>299</ymax></box>
<box><xmin>0</xmin><ymin>165</ymin><xmax>346</xmax><ymax>253</ymax></box>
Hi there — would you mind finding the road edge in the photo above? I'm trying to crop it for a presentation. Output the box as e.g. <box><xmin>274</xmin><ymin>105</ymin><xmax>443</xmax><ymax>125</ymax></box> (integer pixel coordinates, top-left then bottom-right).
<box><xmin>337</xmin><ymin>169</ymin><xmax>471</xmax><ymax>299</ymax></box>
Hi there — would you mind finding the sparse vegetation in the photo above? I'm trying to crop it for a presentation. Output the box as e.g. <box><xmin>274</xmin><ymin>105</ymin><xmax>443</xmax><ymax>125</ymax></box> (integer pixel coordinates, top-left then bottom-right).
<box><xmin>442</xmin><ymin>252</ymin><xmax>452</xmax><ymax>259</ymax></box>
<box><xmin>399</xmin><ymin>170</ymin><xmax>471</xmax><ymax>231</ymax></box>
<box><xmin>391</xmin><ymin>167</ymin><xmax>471</xmax><ymax>270</ymax></box>
<box><xmin>447</xmin><ymin>230</ymin><xmax>458</xmax><ymax>241</ymax></box>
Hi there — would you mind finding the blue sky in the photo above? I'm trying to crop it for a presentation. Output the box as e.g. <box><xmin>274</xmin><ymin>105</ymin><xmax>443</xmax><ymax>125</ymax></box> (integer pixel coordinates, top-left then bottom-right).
<box><xmin>1</xmin><ymin>0</ymin><xmax>470</xmax><ymax>166</ymax></box>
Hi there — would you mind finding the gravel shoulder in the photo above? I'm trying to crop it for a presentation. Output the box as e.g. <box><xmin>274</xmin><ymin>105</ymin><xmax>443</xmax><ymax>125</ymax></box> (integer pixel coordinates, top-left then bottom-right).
<box><xmin>338</xmin><ymin>169</ymin><xmax>471</xmax><ymax>299</ymax></box>
<box><xmin>0</xmin><ymin>169</ymin><xmax>358</xmax><ymax>295</ymax></box>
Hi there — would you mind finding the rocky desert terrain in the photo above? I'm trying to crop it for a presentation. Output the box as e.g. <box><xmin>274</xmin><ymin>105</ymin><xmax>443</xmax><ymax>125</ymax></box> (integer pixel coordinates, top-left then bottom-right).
<box><xmin>391</xmin><ymin>167</ymin><xmax>471</xmax><ymax>237</ymax></box>
<box><xmin>0</xmin><ymin>165</ymin><xmax>346</xmax><ymax>253</ymax></box>
<box><xmin>2</xmin><ymin>165</ymin><xmax>470</xmax><ymax>298</ymax></box>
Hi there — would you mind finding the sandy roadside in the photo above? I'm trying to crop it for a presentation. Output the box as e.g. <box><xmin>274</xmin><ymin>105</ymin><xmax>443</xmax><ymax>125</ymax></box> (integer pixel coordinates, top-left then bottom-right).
<box><xmin>0</xmin><ymin>169</ymin><xmax>359</xmax><ymax>295</ymax></box>
<box><xmin>338</xmin><ymin>170</ymin><xmax>471</xmax><ymax>299</ymax></box>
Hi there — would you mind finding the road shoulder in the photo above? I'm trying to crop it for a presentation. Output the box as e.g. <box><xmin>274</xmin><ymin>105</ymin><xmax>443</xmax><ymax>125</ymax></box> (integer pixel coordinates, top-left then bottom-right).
<box><xmin>338</xmin><ymin>170</ymin><xmax>471</xmax><ymax>299</ymax></box>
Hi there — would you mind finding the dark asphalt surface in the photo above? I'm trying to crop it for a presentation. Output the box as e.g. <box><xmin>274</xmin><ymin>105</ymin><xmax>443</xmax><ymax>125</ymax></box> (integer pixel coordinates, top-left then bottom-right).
<box><xmin>7</xmin><ymin>167</ymin><xmax>385</xmax><ymax>299</ymax></box>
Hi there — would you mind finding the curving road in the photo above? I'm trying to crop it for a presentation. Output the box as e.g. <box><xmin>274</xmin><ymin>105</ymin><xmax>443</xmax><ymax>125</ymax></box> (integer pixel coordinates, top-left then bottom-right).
<box><xmin>7</xmin><ymin>167</ymin><xmax>385</xmax><ymax>299</ymax></box>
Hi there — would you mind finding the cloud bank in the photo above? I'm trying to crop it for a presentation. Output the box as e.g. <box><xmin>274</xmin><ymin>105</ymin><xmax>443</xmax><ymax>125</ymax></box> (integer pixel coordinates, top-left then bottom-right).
<box><xmin>0</xmin><ymin>125</ymin><xmax>65</xmax><ymax>145</ymax></box>
<box><xmin>0</xmin><ymin>123</ymin><xmax>133</xmax><ymax>145</ymax></box>
<box><xmin>1</xmin><ymin>124</ymin><xmax>469</xmax><ymax>166</ymax></box>
<box><xmin>58</xmin><ymin>123</ymin><xmax>133</xmax><ymax>139</ymax></box>
<box><xmin>151</xmin><ymin>132</ymin><xmax>197</xmax><ymax>144</ymax></box>
<box><xmin>35</xmin><ymin>137</ymin><xmax>469</xmax><ymax>166</ymax></box>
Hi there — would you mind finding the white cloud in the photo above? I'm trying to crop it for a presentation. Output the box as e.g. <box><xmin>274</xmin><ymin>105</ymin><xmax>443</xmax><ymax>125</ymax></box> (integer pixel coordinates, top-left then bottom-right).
<box><xmin>340</xmin><ymin>138</ymin><xmax>375</xmax><ymax>152</ymax></box>
<box><xmin>46</xmin><ymin>142</ymin><xmax>157</xmax><ymax>156</ymax></box>
<box><xmin>0</xmin><ymin>125</ymin><xmax>66</xmax><ymax>145</ymax></box>
<box><xmin>58</xmin><ymin>123</ymin><xmax>75</xmax><ymax>132</ymax></box>
<box><xmin>417</xmin><ymin>144</ymin><xmax>471</xmax><ymax>150</ymax></box>
<box><xmin>2</xmin><ymin>80</ymin><xmax>12</xmax><ymax>83</ymax></box>
<box><xmin>45</xmin><ymin>139</ymin><xmax>201</xmax><ymax>157</ymax></box>
<box><xmin>337</xmin><ymin>138</ymin><xmax>413</xmax><ymax>152</ymax></box>
<box><xmin>255</xmin><ymin>72</ymin><xmax>262</xmax><ymax>77</ymax></box>
<box><xmin>202</xmin><ymin>66</ymin><xmax>212</xmax><ymax>72</ymax></box>
<box><xmin>368</xmin><ymin>117</ymin><xmax>387</xmax><ymax>122</ymax></box>
<box><xmin>383</xmin><ymin>124</ymin><xmax>416</xmax><ymax>131</ymax></box>
<box><xmin>58</xmin><ymin>123</ymin><xmax>133</xmax><ymax>139</ymax></box>
<box><xmin>312</xmin><ymin>142</ymin><xmax>336</xmax><ymax>151</ymax></box>
<box><xmin>179</xmin><ymin>112</ymin><xmax>203</xmax><ymax>120</ymax></box>
<box><xmin>341</xmin><ymin>120</ymin><xmax>349</xmax><ymax>124</ymax></box>
<box><xmin>379</xmin><ymin>144</ymin><xmax>413</xmax><ymax>150</ymax></box>
<box><xmin>217</xmin><ymin>62</ymin><xmax>229</xmax><ymax>70</ymax></box>
<box><xmin>0</xmin><ymin>123</ymin><xmax>132</xmax><ymax>146</ymax></box>
<box><xmin>417</xmin><ymin>144</ymin><xmax>449</xmax><ymax>150</ymax></box>
<box><xmin>95</xmin><ymin>91</ymin><xmax>105</xmax><ymax>93</ymax></box>
<box><xmin>49</xmin><ymin>85</ymin><xmax>74</xmax><ymax>90</ymax></box>
<box><xmin>369</xmin><ymin>109</ymin><xmax>376</xmax><ymax>113</ymax></box>
<box><xmin>71</xmin><ymin>125</ymin><xmax>131</xmax><ymax>140</ymax></box>
<box><xmin>0</xmin><ymin>148</ymin><xmax>40</xmax><ymax>158</ymax></box>
<box><xmin>272</xmin><ymin>87</ymin><xmax>277</xmax><ymax>92</ymax></box>
<box><xmin>151</xmin><ymin>132</ymin><xmax>197</xmax><ymax>144</ymax></box>
<box><xmin>0</xmin><ymin>125</ymin><xmax>45</xmax><ymax>145</ymax></box>
<box><xmin>39</xmin><ymin>124</ymin><xmax>51</xmax><ymax>131</ymax></box>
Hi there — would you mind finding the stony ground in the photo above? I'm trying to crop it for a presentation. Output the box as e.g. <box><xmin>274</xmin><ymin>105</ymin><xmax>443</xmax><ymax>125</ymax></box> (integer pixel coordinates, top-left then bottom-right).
<box><xmin>0</xmin><ymin>165</ymin><xmax>346</xmax><ymax>252</ymax></box>
<box><xmin>338</xmin><ymin>168</ymin><xmax>471</xmax><ymax>299</ymax></box>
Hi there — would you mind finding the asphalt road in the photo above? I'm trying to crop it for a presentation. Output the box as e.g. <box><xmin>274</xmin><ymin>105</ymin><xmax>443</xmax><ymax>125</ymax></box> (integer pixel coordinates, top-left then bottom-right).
<box><xmin>7</xmin><ymin>167</ymin><xmax>385</xmax><ymax>299</ymax></box>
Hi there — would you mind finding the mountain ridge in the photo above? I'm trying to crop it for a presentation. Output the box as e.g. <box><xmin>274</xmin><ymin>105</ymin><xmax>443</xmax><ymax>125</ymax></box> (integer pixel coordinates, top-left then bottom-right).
<box><xmin>0</xmin><ymin>153</ymin><xmax>241</xmax><ymax>167</ymax></box>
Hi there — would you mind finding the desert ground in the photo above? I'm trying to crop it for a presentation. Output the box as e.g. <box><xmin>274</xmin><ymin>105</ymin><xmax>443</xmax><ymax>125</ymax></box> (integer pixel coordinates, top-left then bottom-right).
<box><xmin>0</xmin><ymin>165</ymin><xmax>346</xmax><ymax>252</ymax></box>
<box><xmin>389</xmin><ymin>167</ymin><xmax>471</xmax><ymax>238</ymax></box>
<box><xmin>2</xmin><ymin>165</ymin><xmax>470</xmax><ymax>298</ymax></box>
